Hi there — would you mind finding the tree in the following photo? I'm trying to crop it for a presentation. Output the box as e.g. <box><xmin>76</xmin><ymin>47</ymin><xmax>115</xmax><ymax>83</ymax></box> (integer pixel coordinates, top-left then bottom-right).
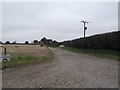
<box><xmin>5</xmin><ymin>41</ymin><xmax>10</xmax><ymax>44</ymax></box>
<box><xmin>0</xmin><ymin>41</ymin><xmax>2</xmax><ymax>44</ymax></box>
<box><xmin>33</xmin><ymin>40</ymin><xmax>38</xmax><ymax>44</ymax></box>
<box><xmin>13</xmin><ymin>41</ymin><xmax>16</xmax><ymax>44</ymax></box>
<box><xmin>46</xmin><ymin>39</ymin><xmax>52</xmax><ymax>46</ymax></box>
<box><xmin>52</xmin><ymin>40</ymin><xmax>58</xmax><ymax>46</ymax></box>
<box><xmin>41</xmin><ymin>37</ymin><xmax>47</xmax><ymax>44</ymax></box>
<box><xmin>25</xmin><ymin>41</ymin><xmax>29</xmax><ymax>44</ymax></box>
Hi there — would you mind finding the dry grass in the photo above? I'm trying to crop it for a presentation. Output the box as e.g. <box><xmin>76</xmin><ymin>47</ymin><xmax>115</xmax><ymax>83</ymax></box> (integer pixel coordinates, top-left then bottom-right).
<box><xmin>2</xmin><ymin>44</ymin><xmax>54</xmax><ymax>68</ymax></box>
<box><xmin>2</xmin><ymin>44</ymin><xmax>50</xmax><ymax>57</ymax></box>
<box><xmin>0</xmin><ymin>44</ymin><xmax>2</xmax><ymax>55</ymax></box>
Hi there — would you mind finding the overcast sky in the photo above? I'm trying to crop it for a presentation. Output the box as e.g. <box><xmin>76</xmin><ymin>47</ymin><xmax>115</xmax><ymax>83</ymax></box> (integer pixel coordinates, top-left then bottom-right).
<box><xmin>1</xmin><ymin>2</ymin><xmax>118</xmax><ymax>43</ymax></box>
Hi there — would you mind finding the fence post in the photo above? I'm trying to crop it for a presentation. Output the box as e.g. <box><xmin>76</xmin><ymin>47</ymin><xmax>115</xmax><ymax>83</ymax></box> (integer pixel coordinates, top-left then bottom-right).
<box><xmin>4</xmin><ymin>47</ymin><xmax>6</xmax><ymax>54</ymax></box>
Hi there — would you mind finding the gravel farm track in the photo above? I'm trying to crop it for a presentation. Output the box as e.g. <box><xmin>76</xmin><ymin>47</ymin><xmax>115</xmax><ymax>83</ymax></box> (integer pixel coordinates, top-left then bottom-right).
<box><xmin>2</xmin><ymin>48</ymin><xmax>118</xmax><ymax>88</ymax></box>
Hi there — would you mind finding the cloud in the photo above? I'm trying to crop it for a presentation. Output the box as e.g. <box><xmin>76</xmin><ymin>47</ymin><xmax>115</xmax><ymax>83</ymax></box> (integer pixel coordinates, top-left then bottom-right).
<box><xmin>2</xmin><ymin>2</ymin><xmax>118</xmax><ymax>42</ymax></box>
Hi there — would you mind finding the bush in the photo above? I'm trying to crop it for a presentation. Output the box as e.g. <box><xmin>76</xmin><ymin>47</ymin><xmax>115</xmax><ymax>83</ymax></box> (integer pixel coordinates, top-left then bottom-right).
<box><xmin>63</xmin><ymin>31</ymin><xmax>119</xmax><ymax>50</ymax></box>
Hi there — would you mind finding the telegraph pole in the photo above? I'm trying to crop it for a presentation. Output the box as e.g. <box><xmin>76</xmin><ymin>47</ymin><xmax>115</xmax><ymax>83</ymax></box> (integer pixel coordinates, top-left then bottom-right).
<box><xmin>81</xmin><ymin>21</ymin><xmax>89</xmax><ymax>38</ymax></box>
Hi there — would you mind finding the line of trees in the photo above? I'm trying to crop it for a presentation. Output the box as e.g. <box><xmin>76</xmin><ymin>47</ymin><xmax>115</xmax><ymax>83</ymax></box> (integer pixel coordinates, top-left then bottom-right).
<box><xmin>0</xmin><ymin>41</ymin><xmax>2</xmax><ymax>44</ymax></box>
<box><xmin>2</xmin><ymin>31</ymin><xmax>119</xmax><ymax>50</ymax></box>
<box><xmin>40</xmin><ymin>37</ymin><xmax>59</xmax><ymax>46</ymax></box>
<box><xmin>32</xmin><ymin>37</ymin><xmax>59</xmax><ymax>46</ymax></box>
<box><xmin>63</xmin><ymin>31</ymin><xmax>119</xmax><ymax>50</ymax></box>
<box><xmin>4</xmin><ymin>41</ymin><xmax>16</xmax><ymax>44</ymax></box>
<box><xmin>2</xmin><ymin>37</ymin><xmax>59</xmax><ymax>46</ymax></box>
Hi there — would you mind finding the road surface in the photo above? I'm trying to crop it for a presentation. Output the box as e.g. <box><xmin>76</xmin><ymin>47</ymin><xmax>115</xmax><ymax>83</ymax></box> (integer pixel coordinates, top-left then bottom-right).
<box><xmin>2</xmin><ymin>48</ymin><xmax>118</xmax><ymax>88</ymax></box>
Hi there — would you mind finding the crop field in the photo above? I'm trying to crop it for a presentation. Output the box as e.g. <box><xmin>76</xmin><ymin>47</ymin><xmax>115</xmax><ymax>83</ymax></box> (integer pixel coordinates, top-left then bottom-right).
<box><xmin>1</xmin><ymin>44</ymin><xmax>54</xmax><ymax>68</ymax></box>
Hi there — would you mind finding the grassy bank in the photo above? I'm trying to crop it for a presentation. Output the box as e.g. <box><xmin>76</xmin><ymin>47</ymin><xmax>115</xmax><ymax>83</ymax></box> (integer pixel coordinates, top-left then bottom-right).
<box><xmin>2</xmin><ymin>45</ymin><xmax>54</xmax><ymax>68</ymax></box>
<box><xmin>60</xmin><ymin>47</ymin><xmax>119</xmax><ymax>60</ymax></box>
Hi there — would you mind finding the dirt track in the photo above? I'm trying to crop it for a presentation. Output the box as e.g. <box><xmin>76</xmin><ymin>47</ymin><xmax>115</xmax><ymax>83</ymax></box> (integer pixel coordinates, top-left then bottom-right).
<box><xmin>2</xmin><ymin>48</ymin><xmax>118</xmax><ymax>88</ymax></box>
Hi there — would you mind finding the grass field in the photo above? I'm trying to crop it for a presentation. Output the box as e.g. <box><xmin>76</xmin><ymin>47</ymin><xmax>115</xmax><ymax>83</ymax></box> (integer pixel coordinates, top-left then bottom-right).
<box><xmin>1</xmin><ymin>44</ymin><xmax>54</xmax><ymax>68</ymax></box>
<box><xmin>60</xmin><ymin>47</ymin><xmax>119</xmax><ymax>60</ymax></box>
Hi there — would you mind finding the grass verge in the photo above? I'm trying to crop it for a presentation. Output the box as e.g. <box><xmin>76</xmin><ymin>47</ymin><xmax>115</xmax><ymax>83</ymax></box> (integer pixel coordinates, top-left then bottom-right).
<box><xmin>2</xmin><ymin>47</ymin><xmax>54</xmax><ymax>68</ymax></box>
<box><xmin>60</xmin><ymin>47</ymin><xmax>119</xmax><ymax>60</ymax></box>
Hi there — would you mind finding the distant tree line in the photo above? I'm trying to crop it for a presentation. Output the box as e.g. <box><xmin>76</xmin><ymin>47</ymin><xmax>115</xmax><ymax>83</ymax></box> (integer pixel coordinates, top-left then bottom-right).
<box><xmin>2</xmin><ymin>31</ymin><xmax>118</xmax><ymax>50</ymax></box>
<box><xmin>32</xmin><ymin>37</ymin><xmax>59</xmax><ymax>46</ymax></box>
<box><xmin>3</xmin><ymin>41</ymin><xmax>16</xmax><ymax>44</ymax></box>
<box><xmin>41</xmin><ymin>37</ymin><xmax>59</xmax><ymax>46</ymax></box>
<box><xmin>63</xmin><ymin>31</ymin><xmax>119</xmax><ymax>50</ymax></box>
<box><xmin>2</xmin><ymin>37</ymin><xmax>59</xmax><ymax>47</ymax></box>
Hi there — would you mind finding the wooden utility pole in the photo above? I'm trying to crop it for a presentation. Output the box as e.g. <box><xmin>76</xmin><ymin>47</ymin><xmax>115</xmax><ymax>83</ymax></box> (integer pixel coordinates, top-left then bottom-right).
<box><xmin>4</xmin><ymin>47</ymin><xmax>6</xmax><ymax>54</ymax></box>
<box><xmin>81</xmin><ymin>21</ymin><xmax>89</xmax><ymax>38</ymax></box>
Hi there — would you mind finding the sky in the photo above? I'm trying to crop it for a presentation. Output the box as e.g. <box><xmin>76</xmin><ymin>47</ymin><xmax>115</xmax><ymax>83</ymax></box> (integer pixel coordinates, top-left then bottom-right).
<box><xmin>1</xmin><ymin>1</ymin><xmax>118</xmax><ymax>43</ymax></box>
